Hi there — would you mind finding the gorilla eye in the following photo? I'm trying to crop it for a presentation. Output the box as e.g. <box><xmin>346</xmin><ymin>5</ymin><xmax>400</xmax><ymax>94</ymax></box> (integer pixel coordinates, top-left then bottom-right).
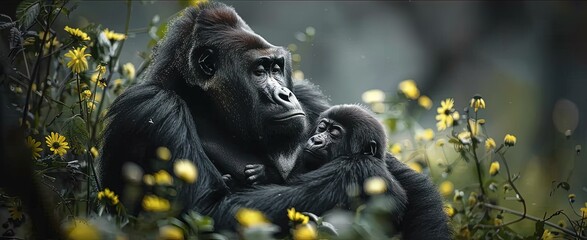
<box><xmin>254</xmin><ymin>65</ymin><xmax>266</xmax><ymax>76</ymax></box>
<box><xmin>316</xmin><ymin>122</ymin><xmax>327</xmax><ymax>132</ymax></box>
<box><xmin>330</xmin><ymin>127</ymin><xmax>342</xmax><ymax>138</ymax></box>
<box><xmin>272</xmin><ymin>64</ymin><xmax>281</xmax><ymax>73</ymax></box>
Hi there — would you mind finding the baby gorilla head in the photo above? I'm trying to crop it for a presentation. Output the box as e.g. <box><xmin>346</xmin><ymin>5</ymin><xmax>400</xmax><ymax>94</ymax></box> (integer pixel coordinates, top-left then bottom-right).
<box><xmin>302</xmin><ymin>104</ymin><xmax>387</xmax><ymax>170</ymax></box>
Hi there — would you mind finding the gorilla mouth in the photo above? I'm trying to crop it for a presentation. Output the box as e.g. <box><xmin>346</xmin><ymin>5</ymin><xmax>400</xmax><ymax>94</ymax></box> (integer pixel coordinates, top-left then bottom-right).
<box><xmin>271</xmin><ymin>111</ymin><xmax>306</xmax><ymax>122</ymax></box>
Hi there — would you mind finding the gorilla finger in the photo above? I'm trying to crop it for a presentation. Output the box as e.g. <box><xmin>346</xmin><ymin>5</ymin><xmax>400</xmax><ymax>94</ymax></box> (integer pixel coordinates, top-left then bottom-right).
<box><xmin>247</xmin><ymin>175</ymin><xmax>258</xmax><ymax>182</ymax></box>
<box><xmin>244</xmin><ymin>169</ymin><xmax>258</xmax><ymax>175</ymax></box>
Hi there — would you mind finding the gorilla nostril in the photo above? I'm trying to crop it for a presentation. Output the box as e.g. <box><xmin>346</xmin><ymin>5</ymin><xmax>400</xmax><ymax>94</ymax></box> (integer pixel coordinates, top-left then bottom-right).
<box><xmin>278</xmin><ymin>91</ymin><xmax>290</xmax><ymax>102</ymax></box>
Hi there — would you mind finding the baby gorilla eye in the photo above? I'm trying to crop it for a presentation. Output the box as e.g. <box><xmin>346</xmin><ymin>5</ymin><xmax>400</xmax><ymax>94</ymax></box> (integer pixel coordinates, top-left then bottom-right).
<box><xmin>316</xmin><ymin>122</ymin><xmax>327</xmax><ymax>133</ymax></box>
<box><xmin>330</xmin><ymin>127</ymin><xmax>342</xmax><ymax>138</ymax></box>
<box><xmin>271</xmin><ymin>64</ymin><xmax>281</xmax><ymax>73</ymax></box>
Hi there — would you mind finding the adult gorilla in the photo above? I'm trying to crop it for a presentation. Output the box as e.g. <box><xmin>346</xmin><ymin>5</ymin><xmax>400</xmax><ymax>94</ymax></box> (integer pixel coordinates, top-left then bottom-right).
<box><xmin>99</xmin><ymin>2</ymin><xmax>450</xmax><ymax>239</ymax></box>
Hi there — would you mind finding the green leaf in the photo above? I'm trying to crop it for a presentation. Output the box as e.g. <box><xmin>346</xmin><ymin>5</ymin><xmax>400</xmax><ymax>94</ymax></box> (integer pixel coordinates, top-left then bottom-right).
<box><xmin>16</xmin><ymin>0</ymin><xmax>40</xmax><ymax>30</ymax></box>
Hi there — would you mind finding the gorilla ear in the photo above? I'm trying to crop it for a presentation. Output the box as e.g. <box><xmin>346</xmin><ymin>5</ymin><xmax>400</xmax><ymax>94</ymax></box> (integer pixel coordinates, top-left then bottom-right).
<box><xmin>198</xmin><ymin>48</ymin><xmax>216</xmax><ymax>76</ymax></box>
<box><xmin>364</xmin><ymin>140</ymin><xmax>378</xmax><ymax>157</ymax></box>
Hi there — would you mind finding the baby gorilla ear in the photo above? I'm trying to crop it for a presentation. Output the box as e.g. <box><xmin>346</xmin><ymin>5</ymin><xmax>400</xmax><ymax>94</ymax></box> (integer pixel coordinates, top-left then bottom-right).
<box><xmin>364</xmin><ymin>140</ymin><xmax>378</xmax><ymax>157</ymax></box>
<box><xmin>198</xmin><ymin>48</ymin><xmax>216</xmax><ymax>76</ymax></box>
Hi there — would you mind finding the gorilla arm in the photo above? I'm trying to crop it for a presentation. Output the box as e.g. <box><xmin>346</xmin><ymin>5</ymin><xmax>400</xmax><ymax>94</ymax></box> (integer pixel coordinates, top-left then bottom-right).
<box><xmin>212</xmin><ymin>155</ymin><xmax>408</xmax><ymax>233</ymax></box>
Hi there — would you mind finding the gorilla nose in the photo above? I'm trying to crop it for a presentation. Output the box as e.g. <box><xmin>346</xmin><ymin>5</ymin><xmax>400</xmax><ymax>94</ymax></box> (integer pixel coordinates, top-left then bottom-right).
<box><xmin>274</xmin><ymin>87</ymin><xmax>296</xmax><ymax>107</ymax></box>
<box><xmin>308</xmin><ymin>136</ymin><xmax>324</xmax><ymax>147</ymax></box>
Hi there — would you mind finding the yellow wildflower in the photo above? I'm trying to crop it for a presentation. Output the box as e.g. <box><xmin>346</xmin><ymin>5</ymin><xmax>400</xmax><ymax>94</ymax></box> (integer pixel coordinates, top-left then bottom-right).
<box><xmin>81</xmin><ymin>89</ymin><xmax>92</xmax><ymax>100</ymax></box>
<box><xmin>489</xmin><ymin>161</ymin><xmax>500</xmax><ymax>176</ymax></box>
<box><xmin>485</xmin><ymin>138</ymin><xmax>496</xmax><ymax>152</ymax></box>
<box><xmin>580</xmin><ymin>202</ymin><xmax>587</xmax><ymax>217</ymax></box>
<box><xmin>154</xmin><ymin>170</ymin><xmax>174</xmax><ymax>185</ymax></box>
<box><xmin>457</xmin><ymin>131</ymin><xmax>471</xmax><ymax>145</ymax></box>
<box><xmin>361</xmin><ymin>89</ymin><xmax>385</xmax><ymax>104</ymax></box>
<box><xmin>436</xmin><ymin>138</ymin><xmax>445</xmax><ymax>147</ymax></box>
<box><xmin>97</xmin><ymin>188</ymin><xmax>119</xmax><ymax>206</ymax></box>
<box><xmin>235</xmin><ymin>208</ymin><xmax>269</xmax><ymax>228</ymax></box>
<box><xmin>453</xmin><ymin>190</ymin><xmax>464</xmax><ymax>202</ymax></box>
<box><xmin>26</xmin><ymin>136</ymin><xmax>42</xmax><ymax>159</ymax></box>
<box><xmin>122</xmin><ymin>62</ymin><xmax>136</xmax><ymax>80</ymax></box>
<box><xmin>418</xmin><ymin>95</ymin><xmax>433</xmax><ymax>110</ymax></box>
<box><xmin>398</xmin><ymin>79</ymin><xmax>420</xmax><ymax>100</ymax></box>
<box><xmin>469</xmin><ymin>119</ymin><xmax>482</xmax><ymax>136</ymax></box>
<box><xmin>541</xmin><ymin>229</ymin><xmax>554</xmax><ymax>240</ymax></box>
<box><xmin>90</xmin><ymin>146</ymin><xmax>99</xmax><ymax>158</ymax></box>
<box><xmin>90</xmin><ymin>72</ymin><xmax>107</xmax><ymax>88</ymax></box>
<box><xmin>469</xmin><ymin>94</ymin><xmax>486</xmax><ymax>112</ymax></box>
<box><xmin>364</xmin><ymin>176</ymin><xmax>387</xmax><ymax>195</ymax></box>
<box><xmin>439</xmin><ymin>181</ymin><xmax>454</xmax><ymax>197</ymax></box>
<box><xmin>156</xmin><ymin>146</ymin><xmax>172</xmax><ymax>161</ymax></box>
<box><xmin>103</xmin><ymin>28</ymin><xmax>126</xmax><ymax>41</ymax></box>
<box><xmin>64</xmin><ymin>46</ymin><xmax>91</xmax><ymax>73</ymax></box>
<box><xmin>287</xmin><ymin>208</ymin><xmax>309</xmax><ymax>225</ymax></box>
<box><xmin>415</xmin><ymin>128</ymin><xmax>434</xmax><ymax>141</ymax></box>
<box><xmin>87</xmin><ymin>102</ymin><xmax>96</xmax><ymax>111</ymax></box>
<box><xmin>407</xmin><ymin>162</ymin><xmax>423</xmax><ymax>173</ymax></box>
<box><xmin>504</xmin><ymin>134</ymin><xmax>517</xmax><ymax>146</ymax></box>
<box><xmin>64</xmin><ymin>218</ymin><xmax>100</xmax><ymax>240</ymax></box>
<box><xmin>568</xmin><ymin>194</ymin><xmax>576</xmax><ymax>203</ymax></box>
<box><xmin>494</xmin><ymin>217</ymin><xmax>503</xmax><ymax>226</ymax></box>
<box><xmin>8</xmin><ymin>201</ymin><xmax>24</xmax><ymax>221</ymax></box>
<box><xmin>143</xmin><ymin>174</ymin><xmax>155</xmax><ymax>186</ymax></box>
<box><xmin>158</xmin><ymin>225</ymin><xmax>184</xmax><ymax>240</ymax></box>
<box><xmin>389</xmin><ymin>143</ymin><xmax>402</xmax><ymax>155</ymax></box>
<box><xmin>45</xmin><ymin>132</ymin><xmax>70</xmax><ymax>156</ymax></box>
<box><xmin>435</xmin><ymin>98</ymin><xmax>460</xmax><ymax>131</ymax></box>
<box><xmin>558</xmin><ymin>220</ymin><xmax>566</xmax><ymax>228</ymax></box>
<box><xmin>293</xmin><ymin>223</ymin><xmax>317</xmax><ymax>240</ymax></box>
<box><xmin>444</xmin><ymin>204</ymin><xmax>455</xmax><ymax>218</ymax></box>
<box><xmin>142</xmin><ymin>195</ymin><xmax>171</xmax><ymax>212</ymax></box>
<box><xmin>174</xmin><ymin>159</ymin><xmax>198</xmax><ymax>183</ymax></box>
<box><xmin>64</xmin><ymin>26</ymin><xmax>91</xmax><ymax>41</ymax></box>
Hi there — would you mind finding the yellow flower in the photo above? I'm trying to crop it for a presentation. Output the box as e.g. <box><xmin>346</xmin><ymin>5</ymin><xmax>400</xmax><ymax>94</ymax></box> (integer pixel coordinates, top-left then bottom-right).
<box><xmin>143</xmin><ymin>174</ymin><xmax>155</xmax><ymax>186</ymax></box>
<box><xmin>122</xmin><ymin>62</ymin><xmax>136</xmax><ymax>80</ymax></box>
<box><xmin>158</xmin><ymin>225</ymin><xmax>184</xmax><ymax>240</ymax></box>
<box><xmin>485</xmin><ymin>138</ymin><xmax>496</xmax><ymax>152</ymax></box>
<box><xmin>398</xmin><ymin>79</ymin><xmax>420</xmax><ymax>100</ymax></box>
<box><xmin>407</xmin><ymin>162</ymin><xmax>423</xmax><ymax>174</ymax></box>
<box><xmin>504</xmin><ymin>134</ymin><xmax>517</xmax><ymax>146</ymax></box>
<box><xmin>364</xmin><ymin>176</ymin><xmax>387</xmax><ymax>195</ymax></box>
<box><xmin>435</xmin><ymin>98</ymin><xmax>460</xmax><ymax>131</ymax></box>
<box><xmin>189</xmin><ymin>0</ymin><xmax>209</xmax><ymax>7</ymax></box>
<box><xmin>436</xmin><ymin>139</ymin><xmax>445</xmax><ymax>147</ymax></box>
<box><xmin>580</xmin><ymin>202</ymin><xmax>587</xmax><ymax>217</ymax></box>
<box><xmin>174</xmin><ymin>159</ymin><xmax>198</xmax><ymax>183</ymax></box>
<box><xmin>439</xmin><ymin>181</ymin><xmax>454</xmax><ymax>197</ymax></box>
<box><xmin>541</xmin><ymin>229</ymin><xmax>554</xmax><ymax>240</ymax></box>
<box><xmin>418</xmin><ymin>95</ymin><xmax>433</xmax><ymax>110</ymax></box>
<box><xmin>97</xmin><ymin>188</ymin><xmax>119</xmax><ymax>205</ymax></box>
<box><xmin>568</xmin><ymin>194</ymin><xmax>576</xmax><ymax>203</ymax></box>
<box><xmin>156</xmin><ymin>146</ymin><xmax>172</xmax><ymax>161</ymax></box>
<box><xmin>64</xmin><ymin>46</ymin><xmax>91</xmax><ymax>73</ymax></box>
<box><xmin>489</xmin><ymin>161</ymin><xmax>500</xmax><ymax>176</ymax></box>
<box><xmin>90</xmin><ymin>72</ymin><xmax>107</xmax><ymax>88</ymax></box>
<box><xmin>558</xmin><ymin>220</ymin><xmax>566</xmax><ymax>228</ymax></box>
<box><xmin>87</xmin><ymin>101</ymin><xmax>96</xmax><ymax>111</ymax></box>
<box><xmin>235</xmin><ymin>208</ymin><xmax>269</xmax><ymax>228</ymax></box>
<box><xmin>389</xmin><ymin>143</ymin><xmax>402</xmax><ymax>155</ymax></box>
<box><xmin>469</xmin><ymin>119</ymin><xmax>482</xmax><ymax>136</ymax></box>
<box><xmin>287</xmin><ymin>208</ymin><xmax>309</xmax><ymax>225</ymax></box>
<box><xmin>293</xmin><ymin>223</ymin><xmax>317</xmax><ymax>240</ymax></box>
<box><xmin>415</xmin><ymin>128</ymin><xmax>434</xmax><ymax>141</ymax></box>
<box><xmin>26</xmin><ymin>136</ymin><xmax>42</xmax><ymax>159</ymax></box>
<box><xmin>8</xmin><ymin>201</ymin><xmax>24</xmax><ymax>221</ymax></box>
<box><xmin>457</xmin><ymin>131</ymin><xmax>471</xmax><ymax>145</ymax></box>
<box><xmin>494</xmin><ymin>217</ymin><xmax>503</xmax><ymax>226</ymax></box>
<box><xmin>81</xmin><ymin>89</ymin><xmax>92</xmax><ymax>100</ymax></box>
<box><xmin>142</xmin><ymin>195</ymin><xmax>170</xmax><ymax>212</ymax></box>
<box><xmin>469</xmin><ymin>94</ymin><xmax>486</xmax><ymax>112</ymax></box>
<box><xmin>64</xmin><ymin>26</ymin><xmax>91</xmax><ymax>41</ymax></box>
<box><xmin>90</xmin><ymin>146</ymin><xmax>99</xmax><ymax>158</ymax></box>
<box><xmin>361</xmin><ymin>89</ymin><xmax>385</xmax><ymax>104</ymax></box>
<box><xmin>95</xmin><ymin>65</ymin><xmax>106</xmax><ymax>75</ymax></box>
<box><xmin>444</xmin><ymin>203</ymin><xmax>455</xmax><ymax>218</ymax></box>
<box><xmin>103</xmin><ymin>28</ymin><xmax>126</xmax><ymax>41</ymax></box>
<box><xmin>45</xmin><ymin>132</ymin><xmax>70</xmax><ymax>156</ymax></box>
<box><xmin>64</xmin><ymin>218</ymin><xmax>100</xmax><ymax>240</ymax></box>
<box><xmin>154</xmin><ymin>170</ymin><xmax>174</xmax><ymax>185</ymax></box>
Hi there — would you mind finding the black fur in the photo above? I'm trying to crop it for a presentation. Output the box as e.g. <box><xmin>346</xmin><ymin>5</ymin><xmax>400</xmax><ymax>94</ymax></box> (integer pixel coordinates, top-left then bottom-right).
<box><xmin>99</xmin><ymin>2</ymin><xmax>450</xmax><ymax>239</ymax></box>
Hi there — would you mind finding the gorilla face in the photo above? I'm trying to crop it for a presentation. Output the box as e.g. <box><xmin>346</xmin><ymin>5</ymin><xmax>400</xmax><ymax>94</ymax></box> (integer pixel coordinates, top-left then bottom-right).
<box><xmin>186</xmin><ymin>10</ymin><xmax>308</xmax><ymax>151</ymax></box>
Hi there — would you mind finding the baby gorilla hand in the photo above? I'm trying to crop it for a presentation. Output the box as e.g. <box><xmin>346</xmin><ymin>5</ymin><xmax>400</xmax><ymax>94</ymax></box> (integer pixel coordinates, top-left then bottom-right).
<box><xmin>244</xmin><ymin>164</ymin><xmax>266</xmax><ymax>185</ymax></box>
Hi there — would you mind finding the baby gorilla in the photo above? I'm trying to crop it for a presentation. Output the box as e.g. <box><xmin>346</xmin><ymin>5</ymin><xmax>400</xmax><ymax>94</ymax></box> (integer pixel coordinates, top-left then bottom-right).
<box><xmin>241</xmin><ymin>104</ymin><xmax>396</xmax><ymax>183</ymax></box>
<box><xmin>215</xmin><ymin>104</ymin><xmax>408</xmax><ymax>234</ymax></box>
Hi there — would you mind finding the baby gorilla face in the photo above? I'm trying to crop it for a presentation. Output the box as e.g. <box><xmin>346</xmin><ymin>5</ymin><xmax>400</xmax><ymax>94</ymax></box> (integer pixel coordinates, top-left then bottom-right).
<box><xmin>303</xmin><ymin>118</ymin><xmax>346</xmax><ymax>162</ymax></box>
